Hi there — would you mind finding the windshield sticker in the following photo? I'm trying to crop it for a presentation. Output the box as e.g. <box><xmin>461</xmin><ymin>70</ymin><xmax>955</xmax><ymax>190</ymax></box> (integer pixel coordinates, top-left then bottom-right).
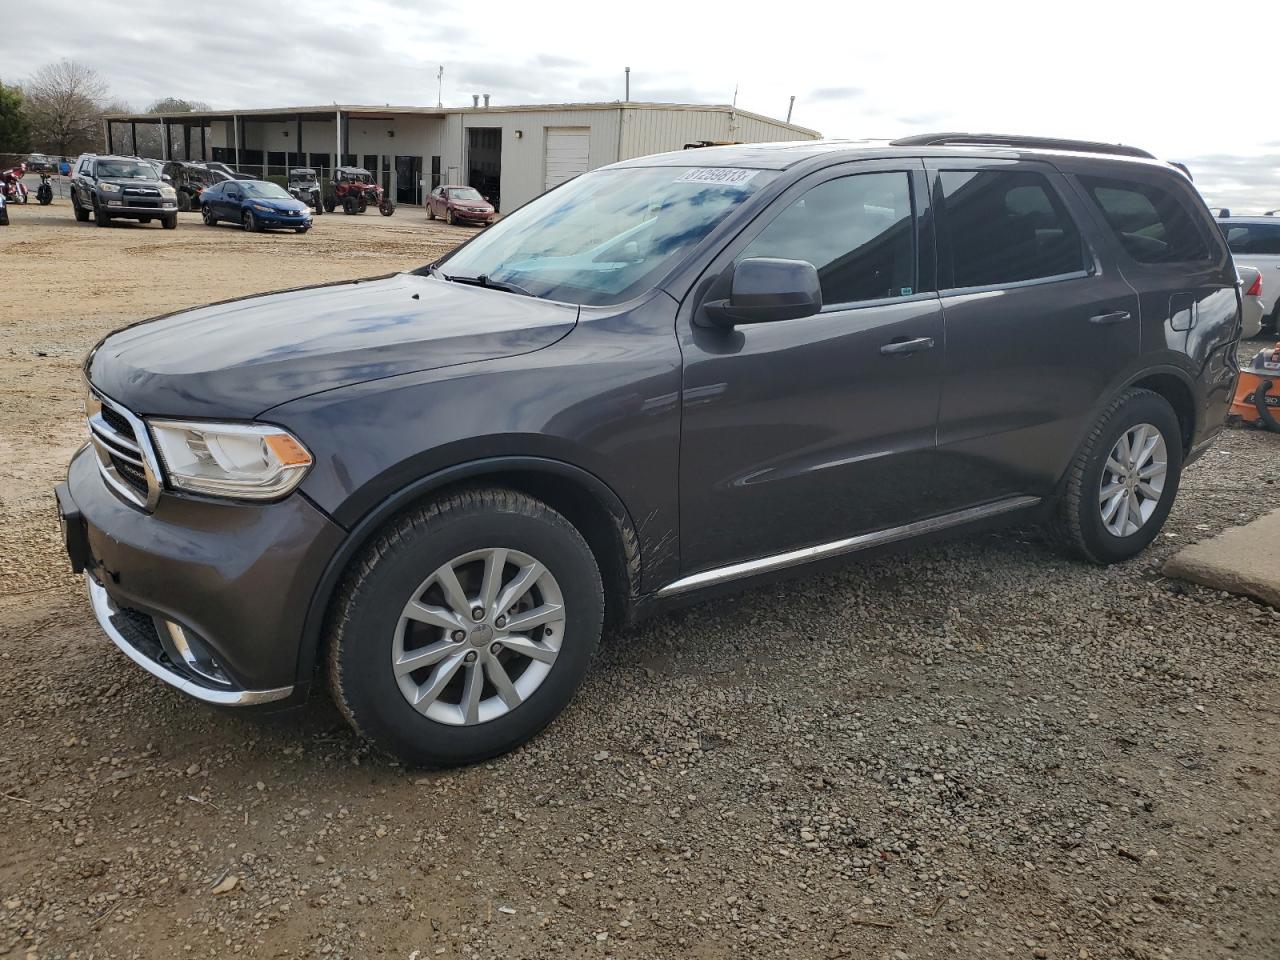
<box><xmin>675</xmin><ymin>168</ymin><xmax>758</xmax><ymax>187</ymax></box>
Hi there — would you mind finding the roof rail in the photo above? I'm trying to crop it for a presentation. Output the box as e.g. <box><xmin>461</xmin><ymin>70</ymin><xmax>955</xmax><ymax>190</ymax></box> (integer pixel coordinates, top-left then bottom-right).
<box><xmin>888</xmin><ymin>132</ymin><xmax>1155</xmax><ymax>160</ymax></box>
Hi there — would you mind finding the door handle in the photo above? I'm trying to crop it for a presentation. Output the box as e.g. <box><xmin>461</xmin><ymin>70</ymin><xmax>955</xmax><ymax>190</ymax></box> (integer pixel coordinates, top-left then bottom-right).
<box><xmin>1089</xmin><ymin>310</ymin><xmax>1132</xmax><ymax>325</ymax></box>
<box><xmin>880</xmin><ymin>336</ymin><xmax>935</xmax><ymax>356</ymax></box>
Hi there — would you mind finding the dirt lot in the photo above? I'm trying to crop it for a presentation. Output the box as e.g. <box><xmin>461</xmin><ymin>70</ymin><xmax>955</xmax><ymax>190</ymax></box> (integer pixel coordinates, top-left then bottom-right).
<box><xmin>1</xmin><ymin>199</ymin><xmax>1278</xmax><ymax>960</ymax></box>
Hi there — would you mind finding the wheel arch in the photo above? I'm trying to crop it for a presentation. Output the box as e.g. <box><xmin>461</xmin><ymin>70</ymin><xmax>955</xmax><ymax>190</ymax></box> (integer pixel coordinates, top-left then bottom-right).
<box><xmin>295</xmin><ymin>456</ymin><xmax>642</xmax><ymax>686</ymax></box>
<box><xmin>1126</xmin><ymin>368</ymin><xmax>1197</xmax><ymax>454</ymax></box>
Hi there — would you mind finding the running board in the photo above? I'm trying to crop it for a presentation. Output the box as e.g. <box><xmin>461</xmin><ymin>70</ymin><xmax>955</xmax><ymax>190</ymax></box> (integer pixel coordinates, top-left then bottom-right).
<box><xmin>655</xmin><ymin>495</ymin><xmax>1041</xmax><ymax>598</ymax></box>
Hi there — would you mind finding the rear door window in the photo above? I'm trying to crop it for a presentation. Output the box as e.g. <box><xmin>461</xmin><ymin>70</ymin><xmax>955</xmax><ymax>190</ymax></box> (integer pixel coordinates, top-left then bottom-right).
<box><xmin>938</xmin><ymin>169</ymin><xmax>1085</xmax><ymax>289</ymax></box>
<box><xmin>741</xmin><ymin>171</ymin><xmax>917</xmax><ymax>305</ymax></box>
<box><xmin>1221</xmin><ymin>222</ymin><xmax>1280</xmax><ymax>256</ymax></box>
<box><xmin>1077</xmin><ymin>174</ymin><xmax>1210</xmax><ymax>264</ymax></box>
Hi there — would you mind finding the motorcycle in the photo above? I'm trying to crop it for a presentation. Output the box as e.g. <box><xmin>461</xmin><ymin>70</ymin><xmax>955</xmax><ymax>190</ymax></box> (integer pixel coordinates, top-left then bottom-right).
<box><xmin>36</xmin><ymin>173</ymin><xmax>54</xmax><ymax>206</ymax></box>
<box><xmin>1</xmin><ymin>164</ymin><xmax>29</xmax><ymax>204</ymax></box>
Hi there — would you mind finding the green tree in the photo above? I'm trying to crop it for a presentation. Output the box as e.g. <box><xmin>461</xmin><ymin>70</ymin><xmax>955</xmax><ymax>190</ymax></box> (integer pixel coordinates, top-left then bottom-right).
<box><xmin>0</xmin><ymin>81</ymin><xmax>32</xmax><ymax>154</ymax></box>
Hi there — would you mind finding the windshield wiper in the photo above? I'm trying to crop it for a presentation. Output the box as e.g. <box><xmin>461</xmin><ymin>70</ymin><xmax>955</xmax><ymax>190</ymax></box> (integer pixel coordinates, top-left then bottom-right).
<box><xmin>437</xmin><ymin>270</ymin><xmax>534</xmax><ymax>298</ymax></box>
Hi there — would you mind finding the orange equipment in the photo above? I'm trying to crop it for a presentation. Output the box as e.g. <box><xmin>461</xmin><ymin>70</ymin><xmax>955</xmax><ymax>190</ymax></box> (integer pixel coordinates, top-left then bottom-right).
<box><xmin>1230</xmin><ymin>342</ymin><xmax>1280</xmax><ymax>432</ymax></box>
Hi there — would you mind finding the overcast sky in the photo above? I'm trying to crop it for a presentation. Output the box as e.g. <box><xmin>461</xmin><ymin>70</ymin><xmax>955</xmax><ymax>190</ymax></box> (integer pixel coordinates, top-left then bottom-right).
<box><xmin>9</xmin><ymin>0</ymin><xmax>1279</xmax><ymax>212</ymax></box>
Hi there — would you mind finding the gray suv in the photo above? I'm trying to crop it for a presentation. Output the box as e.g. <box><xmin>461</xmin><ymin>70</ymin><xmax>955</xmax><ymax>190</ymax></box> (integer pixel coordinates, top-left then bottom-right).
<box><xmin>70</xmin><ymin>154</ymin><xmax>179</xmax><ymax>229</ymax></box>
<box><xmin>56</xmin><ymin>134</ymin><xmax>1242</xmax><ymax>765</ymax></box>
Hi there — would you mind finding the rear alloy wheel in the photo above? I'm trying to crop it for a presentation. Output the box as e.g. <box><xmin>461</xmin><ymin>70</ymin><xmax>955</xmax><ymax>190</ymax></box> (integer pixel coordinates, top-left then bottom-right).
<box><xmin>242</xmin><ymin>209</ymin><xmax>258</xmax><ymax>232</ymax></box>
<box><xmin>1052</xmin><ymin>388</ymin><xmax>1182</xmax><ymax>564</ymax></box>
<box><xmin>327</xmin><ymin>487</ymin><xmax>604</xmax><ymax>766</ymax></box>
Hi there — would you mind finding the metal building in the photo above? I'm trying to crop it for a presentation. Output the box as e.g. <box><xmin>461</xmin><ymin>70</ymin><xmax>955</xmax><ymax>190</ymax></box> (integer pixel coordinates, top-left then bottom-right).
<box><xmin>102</xmin><ymin>101</ymin><xmax>821</xmax><ymax>212</ymax></box>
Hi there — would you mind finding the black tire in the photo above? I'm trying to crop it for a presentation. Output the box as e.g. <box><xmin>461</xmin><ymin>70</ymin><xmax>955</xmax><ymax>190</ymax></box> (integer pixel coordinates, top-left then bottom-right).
<box><xmin>177</xmin><ymin>192</ymin><xmax>192</xmax><ymax>212</ymax></box>
<box><xmin>357</xmin><ymin>198</ymin><xmax>368</xmax><ymax>214</ymax></box>
<box><xmin>312</xmin><ymin>195</ymin><xmax>323</xmax><ymax>215</ymax></box>
<box><xmin>161</xmin><ymin>214</ymin><xmax>177</xmax><ymax>230</ymax></box>
<box><xmin>343</xmin><ymin>196</ymin><xmax>357</xmax><ymax>215</ymax></box>
<box><xmin>94</xmin><ymin>200</ymin><xmax>111</xmax><ymax>227</ymax></box>
<box><xmin>324</xmin><ymin>196</ymin><xmax>336</xmax><ymax>213</ymax></box>
<box><xmin>0</xmin><ymin>207</ymin><xmax>7</xmax><ymax>226</ymax></box>
<box><xmin>447</xmin><ymin>208</ymin><xmax>456</xmax><ymax>226</ymax></box>
<box><xmin>379</xmin><ymin>200</ymin><xmax>394</xmax><ymax>217</ymax></box>
<box><xmin>201</xmin><ymin>204</ymin><xmax>217</xmax><ymax>226</ymax></box>
<box><xmin>427</xmin><ymin>204</ymin><xmax>435</xmax><ymax>220</ymax></box>
<box><xmin>72</xmin><ymin>191</ymin><xmax>89</xmax><ymax>222</ymax></box>
<box><xmin>326</xmin><ymin>487</ymin><xmax>605</xmax><ymax>767</ymax></box>
<box><xmin>37</xmin><ymin>186</ymin><xmax>52</xmax><ymax>205</ymax></box>
<box><xmin>242</xmin><ymin>209</ymin><xmax>258</xmax><ymax>232</ymax></box>
<box><xmin>1051</xmin><ymin>388</ymin><xmax>1183</xmax><ymax>565</ymax></box>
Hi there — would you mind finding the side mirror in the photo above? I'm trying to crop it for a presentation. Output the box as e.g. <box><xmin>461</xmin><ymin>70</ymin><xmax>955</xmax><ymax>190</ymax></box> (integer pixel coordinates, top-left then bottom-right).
<box><xmin>161</xmin><ymin>174</ymin><xmax>173</xmax><ymax>183</ymax></box>
<box><xmin>702</xmin><ymin>258</ymin><xmax>822</xmax><ymax>328</ymax></box>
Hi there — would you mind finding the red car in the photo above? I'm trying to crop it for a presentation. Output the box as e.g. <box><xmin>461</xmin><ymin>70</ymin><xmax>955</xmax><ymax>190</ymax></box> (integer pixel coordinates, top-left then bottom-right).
<box><xmin>427</xmin><ymin>185</ymin><xmax>496</xmax><ymax>225</ymax></box>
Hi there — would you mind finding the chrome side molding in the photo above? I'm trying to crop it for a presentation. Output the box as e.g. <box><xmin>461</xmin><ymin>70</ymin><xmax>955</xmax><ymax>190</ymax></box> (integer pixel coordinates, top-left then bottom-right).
<box><xmin>656</xmin><ymin>495</ymin><xmax>1041</xmax><ymax>597</ymax></box>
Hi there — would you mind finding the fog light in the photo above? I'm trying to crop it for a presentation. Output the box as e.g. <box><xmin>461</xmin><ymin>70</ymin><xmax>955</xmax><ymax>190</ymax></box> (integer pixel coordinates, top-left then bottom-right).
<box><xmin>158</xmin><ymin>619</ymin><xmax>232</xmax><ymax>686</ymax></box>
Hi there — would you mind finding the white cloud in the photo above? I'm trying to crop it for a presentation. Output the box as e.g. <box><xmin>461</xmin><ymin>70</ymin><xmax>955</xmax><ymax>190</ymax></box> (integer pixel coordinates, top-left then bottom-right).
<box><xmin>7</xmin><ymin>0</ymin><xmax>1278</xmax><ymax>205</ymax></box>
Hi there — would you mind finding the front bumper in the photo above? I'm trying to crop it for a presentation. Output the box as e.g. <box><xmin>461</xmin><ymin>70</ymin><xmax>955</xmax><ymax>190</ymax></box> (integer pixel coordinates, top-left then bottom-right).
<box><xmin>254</xmin><ymin>208</ymin><xmax>311</xmax><ymax>226</ymax></box>
<box><xmin>59</xmin><ymin>444</ymin><xmax>345</xmax><ymax>706</ymax></box>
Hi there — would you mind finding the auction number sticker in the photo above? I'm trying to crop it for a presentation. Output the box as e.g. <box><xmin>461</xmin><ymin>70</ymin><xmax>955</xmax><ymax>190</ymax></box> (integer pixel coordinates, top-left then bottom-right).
<box><xmin>675</xmin><ymin>168</ymin><xmax>757</xmax><ymax>186</ymax></box>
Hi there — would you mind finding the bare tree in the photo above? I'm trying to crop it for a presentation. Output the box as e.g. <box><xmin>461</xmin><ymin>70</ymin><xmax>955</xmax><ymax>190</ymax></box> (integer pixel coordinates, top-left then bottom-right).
<box><xmin>146</xmin><ymin>97</ymin><xmax>210</xmax><ymax>114</ymax></box>
<box><xmin>24</xmin><ymin>60</ymin><xmax>108</xmax><ymax>157</ymax></box>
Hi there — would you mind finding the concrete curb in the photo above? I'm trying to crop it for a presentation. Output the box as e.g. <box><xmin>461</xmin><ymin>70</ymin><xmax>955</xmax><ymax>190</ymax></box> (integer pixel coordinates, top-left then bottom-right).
<box><xmin>1163</xmin><ymin>507</ymin><xmax>1280</xmax><ymax>609</ymax></box>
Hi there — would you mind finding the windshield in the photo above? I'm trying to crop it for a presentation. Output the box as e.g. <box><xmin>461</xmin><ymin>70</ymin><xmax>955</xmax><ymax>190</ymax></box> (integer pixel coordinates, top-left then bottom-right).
<box><xmin>438</xmin><ymin>166</ymin><xmax>774</xmax><ymax>306</ymax></box>
<box><xmin>97</xmin><ymin>159</ymin><xmax>154</xmax><ymax>179</ymax></box>
<box><xmin>344</xmin><ymin>170</ymin><xmax>373</xmax><ymax>183</ymax></box>
<box><xmin>241</xmin><ymin>181</ymin><xmax>292</xmax><ymax>199</ymax></box>
<box><xmin>449</xmin><ymin>187</ymin><xmax>484</xmax><ymax>201</ymax></box>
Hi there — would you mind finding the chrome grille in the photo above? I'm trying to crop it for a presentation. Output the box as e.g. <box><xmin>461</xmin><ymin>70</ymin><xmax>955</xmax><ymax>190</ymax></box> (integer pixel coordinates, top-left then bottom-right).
<box><xmin>86</xmin><ymin>389</ymin><xmax>162</xmax><ymax>510</ymax></box>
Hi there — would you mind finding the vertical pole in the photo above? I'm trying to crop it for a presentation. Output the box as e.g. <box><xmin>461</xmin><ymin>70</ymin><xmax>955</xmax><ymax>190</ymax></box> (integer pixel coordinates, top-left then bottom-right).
<box><xmin>297</xmin><ymin>116</ymin><xmax>303</xmax><ymax>168</ymax></box>
<box><xmin>335</xmin><ymin>109</ymin><xmax>342</xmax><ymax>169</ymax></box>
<box><xmin>233</xmin><ymin>115</ymin><xmax>241</xmax><ymax>167</ymax></box>
<box><xmin>161</xmin><ymin>120</ymin><xmax>170</xmax><ymax>160</ymax></box>
<box><xmin>625</xmin><ymin>66</ymin><xmax>630</xmax><ymax>102</ymax></box>
<box><xmin>200</xmin><ymin>124</ymin><xmax>206</xmax><ymax>160</ymax></box>
<box><xmin>786</xmin><ymin>96</ymin><xmax>795</xmax><ymax>123</ymax></box>
<box><xmin>105</xmin><ymin>119</ymin><xmax>114</xmax><ymax>154</ymax></box>
<box><xmin>131</xmin><ymin>121</ymin><xmax>138</xmax><ymax>155</ymax></box>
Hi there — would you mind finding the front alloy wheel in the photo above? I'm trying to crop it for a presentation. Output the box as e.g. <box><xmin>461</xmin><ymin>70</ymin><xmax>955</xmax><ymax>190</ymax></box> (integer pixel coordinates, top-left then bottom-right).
<box><xmin>326</xmin><ymin>487</ymin><xmax>604</xmax><ymax>766</ymax></box>
<box><xmin>392</xmin><ymin>548</ymin><xmax>566</xmax><ymax>725</ymax></box>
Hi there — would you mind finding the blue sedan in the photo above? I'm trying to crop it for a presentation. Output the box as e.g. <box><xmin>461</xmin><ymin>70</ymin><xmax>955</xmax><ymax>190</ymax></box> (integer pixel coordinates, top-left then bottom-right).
<box><xmin>201</xmin><ymin>179</ymin><xmax>312</xmax><ymax>233</ymax></box>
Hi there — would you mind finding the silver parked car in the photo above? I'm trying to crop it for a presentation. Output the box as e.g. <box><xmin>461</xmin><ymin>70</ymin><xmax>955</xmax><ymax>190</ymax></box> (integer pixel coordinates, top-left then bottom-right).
<box><xmin>1220</xmin><ymin>217</ymin><xmax>1280</xmax><ymax>334</ymax></box>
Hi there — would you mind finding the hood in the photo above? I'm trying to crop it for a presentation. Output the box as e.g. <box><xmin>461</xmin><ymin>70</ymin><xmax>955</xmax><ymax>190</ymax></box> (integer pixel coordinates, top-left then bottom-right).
<box><xmin>251</xmin><ymin>197</ymin><xmax>309</xmax><ymax>213</ymax></box>
<box><xmin>88</xmin><ymin>272</ymin><xmax>579</xmax><ymax>419</ymax></box>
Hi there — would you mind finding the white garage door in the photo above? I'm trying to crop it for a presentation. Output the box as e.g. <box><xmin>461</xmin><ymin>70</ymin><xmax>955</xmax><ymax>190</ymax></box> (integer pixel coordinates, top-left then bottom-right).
<box><xmin>544</xmin><ymin>127</ymin><xmax>591</xmax><ymax>191</ymax></box>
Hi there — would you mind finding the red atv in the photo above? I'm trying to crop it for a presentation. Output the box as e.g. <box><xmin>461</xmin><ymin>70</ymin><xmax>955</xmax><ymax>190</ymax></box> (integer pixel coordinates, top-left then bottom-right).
<box><xmin>324</xmin><ymin>166</ymin><xmax>395</xmax><ymax>216</ymax></box>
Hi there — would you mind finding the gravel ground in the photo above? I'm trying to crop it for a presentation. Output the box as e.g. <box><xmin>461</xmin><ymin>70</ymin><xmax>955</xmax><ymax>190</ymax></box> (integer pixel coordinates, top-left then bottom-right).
<box><xmin>1</xmin><ymin>202</ymin><xmax>1278</xmax><ymax>959</ymax></box>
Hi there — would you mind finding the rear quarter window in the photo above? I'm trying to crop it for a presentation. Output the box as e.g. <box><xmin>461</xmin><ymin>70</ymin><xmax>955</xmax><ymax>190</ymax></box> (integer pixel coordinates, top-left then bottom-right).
<box><xmin>1077</xmin><ymin>173</ymin><xmax>1212</xmax><ymax>264</ymax></box>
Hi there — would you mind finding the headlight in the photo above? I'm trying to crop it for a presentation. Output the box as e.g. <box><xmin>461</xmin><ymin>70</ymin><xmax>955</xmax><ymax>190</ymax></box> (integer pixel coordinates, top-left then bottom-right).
<box><xmin>160</xmin><ymin>186</ymin><xmax>176</xmax><ymax>198</ymax></box>
<box><xmin>99</xmin><ymin>182</ymin><xmax>122</xmax><ymax>193</ymax></box>
<box><xmin>148</xmin><ymin>420</ymin><xmax>312</xmax><ymax>500</ymax></box>
<box><xmin>252</xmin><ymin>202</ymin><xmax>271</xmax><ymax>212</ymax></box>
